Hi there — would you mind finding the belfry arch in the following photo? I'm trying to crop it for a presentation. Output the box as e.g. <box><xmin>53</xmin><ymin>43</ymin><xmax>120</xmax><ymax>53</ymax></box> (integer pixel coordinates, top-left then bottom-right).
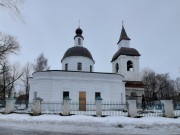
<box><xmin>127</xmin><ymin>60</ymin><xmax>133</xmax><ymax>71</ymax></box>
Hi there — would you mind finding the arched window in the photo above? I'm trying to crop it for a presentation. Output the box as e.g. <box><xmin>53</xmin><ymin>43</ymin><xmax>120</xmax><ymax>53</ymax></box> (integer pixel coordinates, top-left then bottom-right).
<box><xmin>115</xmin><ymin>63</ymin><xmax>119</xmax><ymax>73</ymax></box>
<box><xmin>78</xmin><ymin>38</ymin><xmax>81</xmax><ymax>45</ymax></box>
<box><xmin>127</xmin><ymin>61</ymin><xmax>133</xmax><ymax>71</ymax></box>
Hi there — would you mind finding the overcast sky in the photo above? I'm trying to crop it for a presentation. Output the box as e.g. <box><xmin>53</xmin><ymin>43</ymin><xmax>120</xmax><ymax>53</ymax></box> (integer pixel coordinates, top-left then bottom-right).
<box><xmin>0</xmin><ymin>0</ymin><xmax>180</xmax><ymax>79</ymax></box>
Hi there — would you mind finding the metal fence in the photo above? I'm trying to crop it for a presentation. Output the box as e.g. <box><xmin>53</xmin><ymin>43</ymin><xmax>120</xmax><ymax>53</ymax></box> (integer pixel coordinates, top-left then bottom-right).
<box><xmin>71</xmin><ymin>101</ymin><xmax>96</xmax><ymax>115</ymax></box>
<box><xmin>14</xmin><ymin>102</ymin><xmax>32</xmax><ymax>114</ymax></box>
<box><xmin>41</xmin><ymin>102</ymin><xmax>63</xmax><ymax>114</ymax></box>
<box><xmin>102</xmin><ymin>101</ymin><xmax>128</xmax><ymax>116</ymax></box>
<box><xmin>173</xmin><ymin>102</ymin><xmax>180</xmax><ymax>117</ymax></box>
<box><xmin>2</xmin><ymin>100</ymin><xmax>180</xmax><ymax>118</ymax></box>
<box><xmin>70</xmin><ymin>101</ymin><xmax>128</xmax><ymax>116</ymax></box>
<box><xmin>137</xmin><ymin>101</ymin><xmax>165</xmax><ymax>117</ymax></box>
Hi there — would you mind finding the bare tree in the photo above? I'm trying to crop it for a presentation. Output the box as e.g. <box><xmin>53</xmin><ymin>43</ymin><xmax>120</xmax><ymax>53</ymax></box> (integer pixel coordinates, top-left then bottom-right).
<box><xmin>173</xmin><ymin>77</ymin><xmax>180</xmax><ymax>101</ymax></box>
<box><xmin>0</xmin><ymin>0</ymin><xmax>25</xmax><ymax>23</ymax></box>
<box><xmin>21</xmin><ymin>62</ymin><xmax>32</xmax><ymax>107</ymax></box>
<box><xmin>175</xmin><ymin>77</ymin><xmax>180</xmax><ymax>92</ymax></box>
<box><xmin>0</xmin><ymin>32</ymin><xmax>20</xmax><ymax>61</ymax></box>
<box><xmin>0</xmin><ymin>61</ymin><xmax>9</xmax><ymax>105</ymax></box>
<box><xmin>142</xmin><ymin>68</ymin><xmax>157</xmax><ymax>101</ymax></box>
<box><xmin>155</xmin><ymin>73</ymin><xmax>175</xmax><ymax>100</ymax></box>
<box><xmin>33</xmin><ymin>53</ymin><xmax>50</xmax><ymax>72</ymax></box>
<box><xmin>0</xmin><ymin>61</ymin><xmax>23</xmax><ymax>106</ymax></box>
<box><xmin>142</xmin><ymin>68</ymin><xmax>176</xmax><ymax>101</ymax></box>
<box><xmin>7</xmin><ymin>63</ymin><xmax>23</xmax><ymax>98</ymax></box>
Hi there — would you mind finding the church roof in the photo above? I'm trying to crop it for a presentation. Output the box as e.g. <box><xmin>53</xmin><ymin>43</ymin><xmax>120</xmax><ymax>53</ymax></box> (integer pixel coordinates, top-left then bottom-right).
<box><xmin>111</xmin><ymin>47</ymin><xmax>140</xmax><ymax>62</ymax></box>
<box><xmin>117</xmin><ymin>26</ymin><xmax>130</xmax><ymax>44</ymax></box>
<box><xmin>62</xmin><ymin>46</ymin><xmax>94</xmax><ymax>62</ymax></box>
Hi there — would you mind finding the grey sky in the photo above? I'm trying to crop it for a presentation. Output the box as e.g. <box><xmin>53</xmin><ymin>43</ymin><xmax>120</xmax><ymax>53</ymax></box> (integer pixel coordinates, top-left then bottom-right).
<box><xmin>0</xmin><ymin>0</ymin><xmax>180</xmax><ymax>79</ymax></box>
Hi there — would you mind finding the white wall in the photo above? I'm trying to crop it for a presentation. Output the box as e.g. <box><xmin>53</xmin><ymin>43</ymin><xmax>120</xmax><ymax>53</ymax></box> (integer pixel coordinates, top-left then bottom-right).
<box><xmin>112</xmin><ymin>55</ymin><xmax>141</xmax><ymax>81</ymax></box>
<box><xmin>62</xmin><ymin>56</ymin><xmax>94</xmax><ymax>72</ymax></box>
<box><xmin>29</xmin><ymin>71</ymin><xmax>125</xmax><ymax>103</ymax></box>
<box><xmin>118</xmin><ymin>40</ymin><xmax>130</xmax><ymax>49</ymax></box>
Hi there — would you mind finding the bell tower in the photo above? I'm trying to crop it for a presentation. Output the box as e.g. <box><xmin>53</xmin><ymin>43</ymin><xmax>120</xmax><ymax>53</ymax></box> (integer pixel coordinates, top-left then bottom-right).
<box><xmin>112</xmin><ymin>24</ymin><xmax>141</xmax><ymax>81</ymax></box>
<box><xmin>111</xmin><ymin>24</ymin><xmax>144</xmax><ymax>102</ymax></box>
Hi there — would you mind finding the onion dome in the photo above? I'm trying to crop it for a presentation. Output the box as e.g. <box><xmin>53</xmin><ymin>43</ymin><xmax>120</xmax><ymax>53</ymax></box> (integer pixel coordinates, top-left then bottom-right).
<box><xmin>74</xmin><ymin>27</ymin><xmax>84</xmax><ymax>39</ymax></box>
<box><xmin>76</xmin><ymin>27</ymin><xmax>82</xmax><ymax>35</ymax></box>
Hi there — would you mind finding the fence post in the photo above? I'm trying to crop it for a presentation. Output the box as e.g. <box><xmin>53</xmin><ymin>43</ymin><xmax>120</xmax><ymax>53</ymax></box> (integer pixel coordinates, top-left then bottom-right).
<box><xmin>32</xmin><ymin>97</ymin><xmax>42</xmax><ymax>116</ymax></box>
<box><xmin>127</xmin><ymin>100</ymin><xmax>137</xmax><ymax>117</ymax></box>
<box><xmin>95</xmin><ymin>97</ymin><xmax>103</xmax><ymax>117</ymax></box>
<box><xmin>161</xmin><ymin>100</ymin><xmax>174</xmax><ymax>118</ymax></box>
<box><xmin>4</xmin><ymin>97</ymin><xmax>16</xmax><ymax>114</ymax></box>
<box><xmin>63</xmin><ymin>97</ymin><xmax>71</xmax><ymax>116</ymax></box>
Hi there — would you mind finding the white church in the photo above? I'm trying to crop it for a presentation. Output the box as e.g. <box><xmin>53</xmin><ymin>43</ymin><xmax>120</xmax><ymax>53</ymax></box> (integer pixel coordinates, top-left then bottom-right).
<box><xmin>29</xmin><ymin>25</ymin><xmax>144</xmax><ymax>107</ymax></box>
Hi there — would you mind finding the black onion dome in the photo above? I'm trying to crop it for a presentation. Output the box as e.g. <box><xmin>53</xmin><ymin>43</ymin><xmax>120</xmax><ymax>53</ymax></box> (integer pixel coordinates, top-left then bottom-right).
<box><xmin>62</xmin><ymin>46</ymin><xmax>94</xmax><ymax>62</ymax></box>
<box><xmin>74</xmin><ymin>27</ymin><xmax>84</xmax><ymax>40</ymax></box>
<box><xmin>76</xmin><ymin>28</ymin><xmax>83</xmax><ymax>35</ymax></box>
<box><xmin>111</xmin><ymin>47</ymin><xmax>140</xmax><ymax>62</ymax></box>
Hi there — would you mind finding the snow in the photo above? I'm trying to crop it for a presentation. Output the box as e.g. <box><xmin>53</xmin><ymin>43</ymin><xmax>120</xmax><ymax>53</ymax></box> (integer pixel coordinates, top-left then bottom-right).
<box><xmin>0</xmin><ymin>113</ymin><xmax>180</xmax><ymax>134</ymax></box>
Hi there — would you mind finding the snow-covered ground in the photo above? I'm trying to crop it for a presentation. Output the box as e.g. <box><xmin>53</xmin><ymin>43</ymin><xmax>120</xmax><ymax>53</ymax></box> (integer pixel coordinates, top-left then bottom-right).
<box><xmin>0</xmin><ymin>113</ymin><xmax>180</xmax><ymax>134</ymax></box>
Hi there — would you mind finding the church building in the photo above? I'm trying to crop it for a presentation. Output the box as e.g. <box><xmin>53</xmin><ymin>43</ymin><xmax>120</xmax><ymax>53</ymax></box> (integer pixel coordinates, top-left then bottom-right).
<box><xmin>29</xmin><ymin>25</ymin><xmax>143</xmax><ymax>108</ymax></box>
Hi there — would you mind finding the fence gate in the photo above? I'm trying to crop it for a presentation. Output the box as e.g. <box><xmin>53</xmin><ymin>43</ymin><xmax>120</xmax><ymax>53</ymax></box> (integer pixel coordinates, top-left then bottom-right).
<box><xmin>79</xmin><ymin>92</ymin><xmax>86</xmax><ymax>111</ymax></box>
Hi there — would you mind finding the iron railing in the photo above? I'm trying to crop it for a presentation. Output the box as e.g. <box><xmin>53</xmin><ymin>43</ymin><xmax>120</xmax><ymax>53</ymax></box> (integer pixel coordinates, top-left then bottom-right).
<box><xmin>102</xmin><ymin>101</ymin><xmax>128</xmax><ymax>116</ymax></box>
<box><xmin>137</xmin><ymin>101</ymin><xmax>165</xmax><ymax>117</ymax></box>
<box><xmin>173</xmin><ymin>102</ymin><xmax>180</xmax><ymax>117</ymax></box>
<box><xmin>71</xmin><ymin>101</ymin><xmax>96</xmax><ymax>115</ymax></box>
<box><xmin>2</xmin><ymin>100</ymin><xmax>180</xmax><ymax>118</ymax></box>
<box><xmin>41</xmin><ymin>102</ymin><xmax>63</xmax><ymax>114</ymax></box>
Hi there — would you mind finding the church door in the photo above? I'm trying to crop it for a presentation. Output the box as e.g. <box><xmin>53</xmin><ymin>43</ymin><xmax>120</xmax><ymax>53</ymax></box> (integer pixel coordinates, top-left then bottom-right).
<box><xmin>79</xmin><ymin>91</ymin><xmax>86</xmax><ymax>111</ymax></box>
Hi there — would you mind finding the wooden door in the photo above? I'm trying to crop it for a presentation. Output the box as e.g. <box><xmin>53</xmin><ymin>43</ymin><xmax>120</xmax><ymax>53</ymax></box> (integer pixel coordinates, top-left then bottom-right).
<box><xmin>79</xmin><ymin>92</ymin><xmax>86</xmax><ymax>111</ymax></box>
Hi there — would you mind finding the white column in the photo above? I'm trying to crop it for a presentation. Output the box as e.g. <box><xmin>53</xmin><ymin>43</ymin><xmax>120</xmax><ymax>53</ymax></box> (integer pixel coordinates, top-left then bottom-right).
<box><xmin>127</xmin><ymin>100</ymin><xmax>137</xmax><ymax>117</ymax></box>
<box><xmin>161</xmin><ymin>100</ymin><xmax>174</xmax><ymax>118</ymax></box>
<box><xmin>63</xmin><ymin>97</ymin><xmax>71</xmax><ymax>116</ymax></box>
<box><xmin>95</xmin><ymin>97</ymin><xmax>103</xmax><ymax>117</ymax></box>
<box><xmin>4</xmin><ymin>98</ymin><xmax>16</xmax><ymax>114</ymax></box>
<box><xmin>32</xmin><ymin>99</ymin><xmax>41</xmax><ymax>116</ymax></box>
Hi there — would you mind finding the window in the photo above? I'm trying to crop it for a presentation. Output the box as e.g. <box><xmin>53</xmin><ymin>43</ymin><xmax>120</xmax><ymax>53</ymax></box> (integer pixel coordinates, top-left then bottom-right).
<box><xmin>90</xmin><ymin>65</ymin><xmax>92</xmax><ymax>72</ymax></box>
<box><xmin>65</xmin><ymin>63</ymin><xmax>68</xmax><ymax>71</ymax></box>
<box><xmin>95</xmin><ymin>92</ymin><xmax>101</xmax><ymax>98</ymax></box>
<box><xmin>63</xmin><ymin>91</ymin><xmax>69</xmax><ymax>99</ymax></box>
<box><xmin>34</xmin><ymin>91</ymin><xmax>37</xmax><ymax>99</ymax></box>
<box><xmin>116</xmin><ymin>63</ymin><xmax>119</xmax><ymax>73</ymax></box>
<box><xmin>77</xmin><ymin>62</ymin><xmax>82</xmax><ymax>70</ymax></box>
<box><xmin>78</xmin><ymin>38</ymin><xmax>81</xmax><ymax>45</ymax></box>
<box><xmin>127</xmin><ymin>61</ymin><xmax>133</xmax><ymax>71</ymax></box>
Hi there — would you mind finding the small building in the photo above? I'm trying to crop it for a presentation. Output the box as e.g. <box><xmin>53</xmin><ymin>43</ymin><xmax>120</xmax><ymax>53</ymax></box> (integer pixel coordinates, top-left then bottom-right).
<box><xmin>29</xmin><ymin>25</ymin><xmax>144</xmax><ymax>109</ymax></box>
